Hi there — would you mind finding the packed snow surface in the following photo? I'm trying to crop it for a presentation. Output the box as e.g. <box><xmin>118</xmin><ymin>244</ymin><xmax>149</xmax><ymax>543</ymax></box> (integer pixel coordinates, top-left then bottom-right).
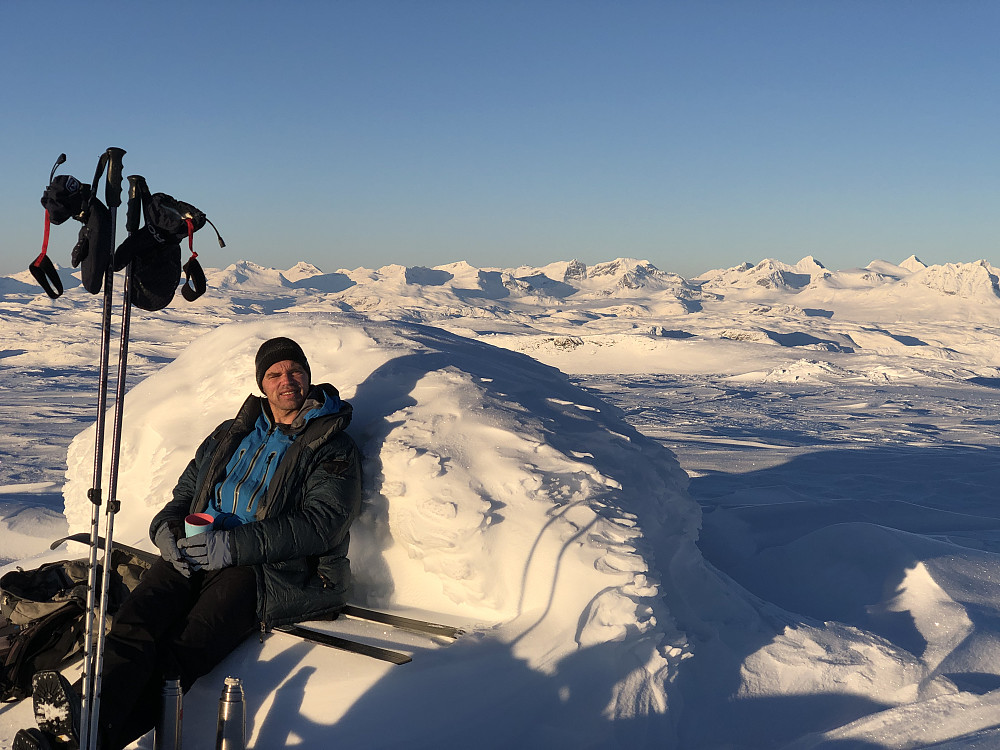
<box><xmin>2</xmin><ymin>254</ymin><xmax>1000</xmax><ymax>748</ymax></box>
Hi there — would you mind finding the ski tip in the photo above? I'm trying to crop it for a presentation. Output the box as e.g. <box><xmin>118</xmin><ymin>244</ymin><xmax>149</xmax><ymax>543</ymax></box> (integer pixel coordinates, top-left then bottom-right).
<box><xmin>49</xmin><ymin>533</ymin><xmax>93</xmax><ymax>550</ymax></box>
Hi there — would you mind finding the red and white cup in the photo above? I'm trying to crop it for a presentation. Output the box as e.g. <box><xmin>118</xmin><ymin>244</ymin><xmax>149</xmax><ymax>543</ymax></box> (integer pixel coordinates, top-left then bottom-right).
<box><xmin>184</xmin><ymin>512</ymin><xmax>215</xmax><ymax>537</ymax></box>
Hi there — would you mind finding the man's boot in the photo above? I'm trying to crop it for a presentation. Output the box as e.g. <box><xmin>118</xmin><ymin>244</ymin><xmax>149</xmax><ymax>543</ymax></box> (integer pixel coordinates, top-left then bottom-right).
<box><xmin>30</xmin><ymin>671</ymin><xmax>81</xmax><ymax>748</ymax></box>
<box><xmin>12</xmin><ymin>728</ymin><xmax>55</xmax><ymax>750</ymax></box>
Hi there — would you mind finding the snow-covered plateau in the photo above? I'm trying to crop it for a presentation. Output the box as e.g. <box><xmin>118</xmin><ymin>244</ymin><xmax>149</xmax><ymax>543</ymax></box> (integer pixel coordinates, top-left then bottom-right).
<box><xmin>3</xmin><ymin>254</ymin><xmax>1000</xmax><ymax>748</ymax></box>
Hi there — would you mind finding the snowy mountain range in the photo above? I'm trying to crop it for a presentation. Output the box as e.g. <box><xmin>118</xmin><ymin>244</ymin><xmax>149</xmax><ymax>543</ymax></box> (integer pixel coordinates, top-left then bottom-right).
<box><xmin>202</xmin><ymin>255</ymin><xmax>1000</xmax><ymax>388</ymax></box>
<box><xmin>216</xmin><ymin>254</ymin><xmax>1000</xmax><ymax>322</ymax></box>
<box><xmin>197</xmin><ymin>254</ymin><xmax>995</xmax><ymax>301</ymax></box>
<box><xmin>5</xmin><ymin>254</ymin><xmax>1000</xmax><ymax>387</ymax></box>
<box><xmin>224</xmin><ymin>253</ymin><xmax>1000</xmax><ymax>300</ymax></box>
<box><xmin>11</xmin><ymin>253</ymin><xmax>1000</xmax><ymax>311</ymax></box>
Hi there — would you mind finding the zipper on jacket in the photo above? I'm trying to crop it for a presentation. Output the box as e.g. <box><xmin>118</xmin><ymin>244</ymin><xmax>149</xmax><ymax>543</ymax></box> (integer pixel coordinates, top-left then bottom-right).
<box><xmin>231</xmin><ymin>424</ymin><xmax>276</xmax><ymax>515</ymax></box>
<box><xmin>215</xmin><ymin>448</ymin><xmax>248</xmax><ymax>507</ymax></box>
<box><xmin>246</xmin><ymin>452</ymin><xmax>277</xmax><ymax>513</ymax></box>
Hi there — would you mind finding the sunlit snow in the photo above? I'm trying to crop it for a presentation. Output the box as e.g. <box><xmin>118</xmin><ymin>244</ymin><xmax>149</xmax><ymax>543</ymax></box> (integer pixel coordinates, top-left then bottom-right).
<box><xmin>3</xmin><ymin>255</ymin><xmax>1000</xmax><ymax>748</ymax></box>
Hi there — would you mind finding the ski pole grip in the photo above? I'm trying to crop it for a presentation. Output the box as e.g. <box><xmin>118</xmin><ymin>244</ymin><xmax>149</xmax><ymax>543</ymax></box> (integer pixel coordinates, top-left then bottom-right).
<box><xmin>126</xmin><ymin>175</ymin><xmax>143</xmax><ymax>234</ymax></box>
<box><xmin>105</xmin><ymin>147</ymin><xmax>126</xmax><ymax>208</ymax></box>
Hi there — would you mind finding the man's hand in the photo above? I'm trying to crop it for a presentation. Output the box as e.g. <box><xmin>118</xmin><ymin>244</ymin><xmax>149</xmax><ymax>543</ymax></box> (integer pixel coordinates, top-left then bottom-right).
<box><xmin>153</xmin><ymin>521</ymin><xmax>192</xmax><ymax>578</ymax></box>
<box><xmin>177</xmin><ymin>528</ymin><xmax>233</xmax><ymax>571</ymax></box>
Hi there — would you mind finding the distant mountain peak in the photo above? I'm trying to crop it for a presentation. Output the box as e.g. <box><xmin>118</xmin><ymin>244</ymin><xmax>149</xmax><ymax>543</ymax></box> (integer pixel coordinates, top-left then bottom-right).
<box><xmin>795</xmin><ymin>256</ymin><xmax>827</xmax><ymax>273</ymax></box>
<box><xmin>900</xmin><ymin>255</ymin><xmax>927</xmax><ymax>272</ymax></box>
<box><xmin>210</xmin><ymin>260</ymin><xmax>292</xmax><ymax>289</ymax></box>
<box><xmin>283</xmin><ymin>262</ymin><xmax>324</xmax><ymax>282</ymax></box>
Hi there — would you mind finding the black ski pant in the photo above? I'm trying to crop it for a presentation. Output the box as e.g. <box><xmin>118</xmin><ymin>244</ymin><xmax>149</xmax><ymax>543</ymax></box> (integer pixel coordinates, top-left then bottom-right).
<box><xmin>94</xmin><ymin>558</ymin><xmax>258</xmax><ymax>749</ymax></box>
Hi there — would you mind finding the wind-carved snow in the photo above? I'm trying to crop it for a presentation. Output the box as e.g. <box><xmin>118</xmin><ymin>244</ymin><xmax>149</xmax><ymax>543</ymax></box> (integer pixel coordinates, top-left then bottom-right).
<box><xmin>60</xmin><ymin>314</ymin><xmax>699</xmax><ymax>740</ymax></box>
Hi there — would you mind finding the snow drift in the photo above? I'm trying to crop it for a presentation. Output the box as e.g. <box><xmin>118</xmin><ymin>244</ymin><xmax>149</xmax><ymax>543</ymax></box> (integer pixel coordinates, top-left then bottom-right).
<box><xmin>61</xmin><ymin>314</ymin><xmax>699</xmax><ymax>744</ymax></box>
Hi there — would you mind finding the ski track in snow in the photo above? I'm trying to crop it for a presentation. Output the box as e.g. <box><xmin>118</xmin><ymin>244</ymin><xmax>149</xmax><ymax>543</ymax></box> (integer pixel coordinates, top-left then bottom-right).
<box><xmin>4</xmin><ymin>256</ymin><xmax>1000</xmax><ymax>748</ymax></box>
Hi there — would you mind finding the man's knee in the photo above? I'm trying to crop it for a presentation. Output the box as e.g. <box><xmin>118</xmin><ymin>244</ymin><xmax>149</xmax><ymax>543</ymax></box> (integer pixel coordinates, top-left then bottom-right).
<box><xmin>110</xmin><ymin>558</ymin><xmax>198</xmax><ymax>639</ymax></box>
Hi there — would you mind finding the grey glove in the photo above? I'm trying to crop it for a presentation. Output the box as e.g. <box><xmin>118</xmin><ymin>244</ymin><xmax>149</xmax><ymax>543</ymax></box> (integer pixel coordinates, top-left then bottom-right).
<box><xmin>153</xmin><ymin>521</ymin><xmax>192</xmax><ymax>578</ymax></box>
<box><xmin>177</xmin><ymin>528</ymin><xmax>233</xmax><ymax>571</ymax></box>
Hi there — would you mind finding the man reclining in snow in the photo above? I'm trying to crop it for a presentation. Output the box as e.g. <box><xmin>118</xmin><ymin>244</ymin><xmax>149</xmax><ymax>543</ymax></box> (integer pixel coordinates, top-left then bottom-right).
<box><xmin>16</xmin><ymin>336</ymin><xmax>364</xmax><ymax>750</ymax></box>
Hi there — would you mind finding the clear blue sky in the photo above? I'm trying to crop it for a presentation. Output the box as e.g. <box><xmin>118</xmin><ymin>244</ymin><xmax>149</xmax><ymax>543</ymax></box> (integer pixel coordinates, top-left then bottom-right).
<box><xmin>2</xmin><ymin>1</ymin><xmax>998</xmax><ymax>278</ymax></box>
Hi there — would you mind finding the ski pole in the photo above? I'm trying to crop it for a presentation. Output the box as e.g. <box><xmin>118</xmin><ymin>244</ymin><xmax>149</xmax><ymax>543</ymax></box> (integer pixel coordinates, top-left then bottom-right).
<box><xmin>78</xmin><ymin>146</ymin><xmax>125</xmax><ymax>750</ymax></box>
<box><xmin>79</xmin><ymin>146</ymin><xmax>126</xmax><ymax>750</ymax></box>
<box><xmin>85</xmin><ymin>163</ymin><xmax>136</xmax><ymax>750</ymax></box>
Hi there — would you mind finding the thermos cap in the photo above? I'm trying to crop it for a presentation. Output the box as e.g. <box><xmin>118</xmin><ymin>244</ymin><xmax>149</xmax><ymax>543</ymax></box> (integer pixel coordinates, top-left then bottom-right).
<box><xmin>221</xmin><ymin>676</ymin><xmax>244</xmax><ymax>702</ymax></box>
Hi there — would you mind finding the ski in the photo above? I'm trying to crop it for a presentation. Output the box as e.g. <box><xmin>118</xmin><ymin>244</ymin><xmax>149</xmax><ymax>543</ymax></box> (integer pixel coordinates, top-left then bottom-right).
<box><xmin>275</xmin><ymin>625</ymin><xmax>412</xmax><ymax>665</ymax></box>
<box><xmin>340</xmin><ymin>605</ymin><xmax>465</xmax><ymax>640</ymax></box>
<box><xmin>51</xmin><ymin>535</ymin><xmax>466</xmax><ymax>640</ymax></box>
<box><xmin>51</xmin><ymin>533</ymin><xmax>158</xmax><ymax>566</ymax></box>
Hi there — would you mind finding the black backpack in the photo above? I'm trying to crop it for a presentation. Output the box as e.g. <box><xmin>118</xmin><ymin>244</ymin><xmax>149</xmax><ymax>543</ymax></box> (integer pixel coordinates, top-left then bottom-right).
<box><xmin>0</xmin><ymin>548</ymin><xmax>152</xmax><ymax>702</ymax></box>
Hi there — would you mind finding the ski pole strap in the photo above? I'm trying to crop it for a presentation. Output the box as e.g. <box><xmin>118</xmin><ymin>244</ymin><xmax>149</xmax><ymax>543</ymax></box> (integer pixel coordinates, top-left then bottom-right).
<box><xmin>89</xmin><ymin>152</ymin><xmax>109</xmax><ymax>207</ymax></box>
<box><xmin>41</xmin><ymin>209</ymin><xmax>51</xmax><ymax>255</ymax></box>
<box><xmin>29</xmin><ymin>210</ymin><xmax>63</xmax><ymax>299</ymax></box>
<box><xmin>130</xmin><ymin>175</ymin><xmax>155</xmax><ymax>229</ymax></box>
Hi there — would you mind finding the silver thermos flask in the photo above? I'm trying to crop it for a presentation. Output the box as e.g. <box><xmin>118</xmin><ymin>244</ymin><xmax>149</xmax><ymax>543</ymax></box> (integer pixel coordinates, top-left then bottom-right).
<box><xmin>154</xmin><ymin>678</ymin><xmax>183</xmax><ymax>750</ymax></box>
<box><xmin>215</xmin><ymin>676</ymin><xmax>246</xmax><ymax>750</ymax></box>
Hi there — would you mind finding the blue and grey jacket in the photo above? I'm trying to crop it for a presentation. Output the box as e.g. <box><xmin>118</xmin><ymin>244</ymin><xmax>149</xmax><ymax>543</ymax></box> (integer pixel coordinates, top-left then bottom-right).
<box><xmin>149</xmin><ymin>383</ymin><xmax>363</xmax><ymax>628</ymax></box>
<box><xmin>208</xmin><ymin>392</ymin><xmax>345</xmax><ymax>525</ymax></box>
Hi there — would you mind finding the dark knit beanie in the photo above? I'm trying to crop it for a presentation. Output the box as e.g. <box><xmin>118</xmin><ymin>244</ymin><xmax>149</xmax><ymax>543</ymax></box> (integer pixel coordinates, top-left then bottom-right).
<box><xmin>255</xmin><ymin>337</ymin><xmax>311</xmax><ymax>390</ymax></box>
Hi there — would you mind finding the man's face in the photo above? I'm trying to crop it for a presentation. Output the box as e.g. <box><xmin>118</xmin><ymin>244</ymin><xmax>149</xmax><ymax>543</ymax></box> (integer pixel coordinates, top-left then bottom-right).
<box><xmin>261</xmin><ymin>359</ymin><xmax>309</xmax><ymax>422</ymax></box>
